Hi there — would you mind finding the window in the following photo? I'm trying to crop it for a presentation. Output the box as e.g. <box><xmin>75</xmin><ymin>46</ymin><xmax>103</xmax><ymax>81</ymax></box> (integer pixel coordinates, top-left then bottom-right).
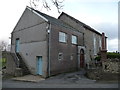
<box><xmin>58</xmin><ymin>53</ymin><xmax>63</xmax><ymax>60</ymax></box>
<box><xmin>93</xmin><ymin>33</ymin><xmax>97</xmax><ymax>55</ymax></box>
<box><xmin>99</xmin><ymin>36</ymin><xmax>102</xmax><ymax>48</ymax></box>
<box><xmin>59</xmin><ymin>32</ymin><xmax>67</xmax><ymax>43</ymax></box>
<box><xmin>72</xmin><ymin>35</ymin><xmax>77</xmax><ymax>44</ymax></box>
<box><xmin>70</xmin><ymin>54</ymin><xmax>74</xmax><ymax>60</ymax></box>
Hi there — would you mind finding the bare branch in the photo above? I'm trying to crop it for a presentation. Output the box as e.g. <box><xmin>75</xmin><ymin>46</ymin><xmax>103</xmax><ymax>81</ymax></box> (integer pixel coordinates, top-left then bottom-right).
<box><xmin>30</xmin><ymin>0</ymin><xmax>39</xmax><ymax>9</ymax></box>
<box><xmin>57</xmin><ymin>0</ymin><xmax>64</xmax><ymax>3</ymax></box>
<box><xmin>42</xmin><ymin>0</ymin><xmax>51</xmax><ymax>11</ymax></box>
<box><xmin>29</xmin><ymin>0</ymin><xmax>64</xmax><ymax>13</ymax></box>
<box><xmin>51</xmin><ymin>0</ymin><xmax>64</xmax><ymax>13</ymax></box>
<box><xmin>0</xmin><ymin>41</ymin><xmax>8</xmax><ymax>51</ymax></box>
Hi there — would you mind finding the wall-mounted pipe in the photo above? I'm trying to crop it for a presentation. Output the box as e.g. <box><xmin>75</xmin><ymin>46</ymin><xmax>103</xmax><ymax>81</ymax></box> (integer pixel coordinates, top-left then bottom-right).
<box><xmin>47</xmin><ymin>22</ymin><xmax>51</xmax><ymax>77</ymax></box>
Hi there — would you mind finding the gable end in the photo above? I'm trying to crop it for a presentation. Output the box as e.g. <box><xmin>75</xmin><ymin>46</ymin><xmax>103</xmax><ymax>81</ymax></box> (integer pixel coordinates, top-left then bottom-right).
<box><xmin>26</xmin><ymin>6</ymin><xmax>48</xmax><ymax>22</ymax></box>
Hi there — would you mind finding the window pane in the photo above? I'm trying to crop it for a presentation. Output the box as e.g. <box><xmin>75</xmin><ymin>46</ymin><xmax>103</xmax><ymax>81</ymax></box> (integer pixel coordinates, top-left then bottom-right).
<box><xmin>59</xmin><ymin>32</ymin><xmax>67</xmax><ymax>43</ymax></box>
<box><xmin>58</xmin><ymin>53</ymin><xmax>63</xmax><ymax>60</ymax></box>
<box><xmin>72</xmin><ymin>35</ymin><xmax>77</xmax><ymax>44</ymax></box>
<box><xmin>93</xmin><ymin>33</ymin><xmax>97</xmax><ymax>55</ymax></box>
<box><xmin>99</xmin><ymin>36</ymin><xmax>102</xmax><ymax>48</ymax></box>
<box><xmin>70</xmin><ymin>54</ymin><xmax>74</xmax><ymax>60</ymax></box>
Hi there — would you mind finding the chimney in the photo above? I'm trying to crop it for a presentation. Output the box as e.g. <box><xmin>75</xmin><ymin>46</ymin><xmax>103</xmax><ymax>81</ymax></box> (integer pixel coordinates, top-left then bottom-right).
<box><xmin>101</xmin><ymin>32</ymin><xmax>107</xmax><ymax>61</ymax></box>
<box><xmin>105</xmin><ymin>37</ymin><xmax>107</xmax><ymax>50</ymax></box>
<box><xmin>102</xmin><ymin>33</ymin><xmax>106</xmax><ymax>50</ymax></box>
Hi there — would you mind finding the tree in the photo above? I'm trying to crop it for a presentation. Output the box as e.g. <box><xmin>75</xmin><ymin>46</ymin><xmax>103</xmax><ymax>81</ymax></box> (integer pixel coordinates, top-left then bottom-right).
<box><xmin>30</xmin><ymin>0</ymin><xmax>64</xmax><ymax>13</ymax></box>
<box><xmin>0</xmin><ymin>41</ymin><xmax>8</xmax><ymax>51</ymax></box>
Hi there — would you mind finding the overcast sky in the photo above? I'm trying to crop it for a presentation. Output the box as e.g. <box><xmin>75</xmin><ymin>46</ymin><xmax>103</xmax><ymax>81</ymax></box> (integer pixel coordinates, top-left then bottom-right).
<box><xmin>0</xmin><ymin>0</ymin><xmax>119</xmax><ymax>52</ymax></box>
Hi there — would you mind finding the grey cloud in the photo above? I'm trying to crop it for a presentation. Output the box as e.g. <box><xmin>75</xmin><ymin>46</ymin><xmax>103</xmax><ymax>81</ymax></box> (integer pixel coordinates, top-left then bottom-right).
<box><xmin>92</xmin><ymin>22</ymin><xmax>118</xmax><ymax>51</ymax></box>
<box><xmin>93</xmin><ymin>22</ymin><xmax>118</xmax><ymax>40</ymax></box>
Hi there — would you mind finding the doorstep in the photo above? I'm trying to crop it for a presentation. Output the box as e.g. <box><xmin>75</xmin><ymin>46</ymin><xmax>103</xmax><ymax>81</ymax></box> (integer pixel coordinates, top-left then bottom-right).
<box><xmin>12</xmin><ymin>75</ymin><xmax>45</xmax><ymax>83</ymax></box>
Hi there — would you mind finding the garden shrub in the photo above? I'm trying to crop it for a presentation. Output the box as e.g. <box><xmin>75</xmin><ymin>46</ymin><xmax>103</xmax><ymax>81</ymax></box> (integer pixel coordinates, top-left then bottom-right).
<box><xmin>107</xmin><ymin>52</ymin><xmax>120</xmax><ymax>59</ymax></box>
<box><xmin>94</xmin><ymin>56</ymin><xmax>101</xmax><ymax>61</ymax></box>
<box><xmin>0</xmin><ymin>58</ymin><xmax>6</xmax><ymax>68</ymax></box>
<box><xmin>94</xmin><ymin>52</ymin><xmax>120</xmax><ymax>61</ymax></box>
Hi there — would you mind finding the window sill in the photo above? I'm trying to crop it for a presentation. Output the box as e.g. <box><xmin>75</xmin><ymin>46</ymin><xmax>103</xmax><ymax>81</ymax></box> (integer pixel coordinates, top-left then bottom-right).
<box><xmin>72</xmin><ymin>43</ymin><xmax>77</xmax><ymax>45</ymax></box>
<box><xmin>59</xmin><ymin>41</ymin><xmax>67</xmax><ymax>44</ymax></box>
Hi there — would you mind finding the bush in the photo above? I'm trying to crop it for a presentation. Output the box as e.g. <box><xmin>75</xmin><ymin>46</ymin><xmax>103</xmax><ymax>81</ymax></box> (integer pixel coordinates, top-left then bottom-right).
<box><xmin>0</xmin><ymin>58</ymin><xmax>6</xmax><ymax>68</ymax></box>
<box><xmin>94</xmin><ymin>56</ymin><xmax>101</xmax><ymax>61</ymax></box>
<box><xmin>94</xmin><ymin>52</ymin><xmax>120</xmax><ymax>61</ymax></box>
<box><xmin>107</xmin><ymin>52</ymin><xmax>120</xmax><ymax>59</ymax></box>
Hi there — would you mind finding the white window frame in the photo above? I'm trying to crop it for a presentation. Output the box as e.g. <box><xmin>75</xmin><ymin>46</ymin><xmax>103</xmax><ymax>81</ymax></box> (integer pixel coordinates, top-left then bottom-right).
<box><xmin>70</xmin><ymin>54</ymin><xmax>74</xmax><ymax>60</ymax></box>
<box><xmin>59</xmin><ymin>32</ymin><xmax>67</xmax><ymax>43</ymax></box>
<box><xmin>99</xmin><ymin>36</ymin><xmax>102</xmax><ymax>48</ymax></box>
<box><xmin>58</xmin><ymin>53</ymin><xmax>63</xmax><ymax>60</ymax></box>
<box><xmin>72</xmin><ymin>35</ymin><xmax>77</xmax><ymax>44</ymax></box>
<box><xmin>93</xmin><ymin>33</ymin><xmax>97</xmax><ymax>55</ymax></box>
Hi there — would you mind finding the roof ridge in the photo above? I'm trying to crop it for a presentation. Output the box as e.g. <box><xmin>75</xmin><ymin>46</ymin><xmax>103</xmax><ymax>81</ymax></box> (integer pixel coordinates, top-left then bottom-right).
<box><xmin>27</xmin><ymin>7</ymin><xmax>83</xmax><ymax>33</ymax></box>
<box><xmin>34</xmin><ymin>10</ymin><xmax>57</xmax><ymax>19</ymax></box>
<box><xmin>27</xmin><ymin>6</ymin><xmax>58</xmax><ymax>21</ymax></box>
<box><xmin>27</xmin><ymin>7</ymin><xmax>103</xmax><ymax>36</ymax></box>
<box><xmin>58</xmin><ymin>12</ymin><xmax>102</xmax><ymax>35</ymax></box>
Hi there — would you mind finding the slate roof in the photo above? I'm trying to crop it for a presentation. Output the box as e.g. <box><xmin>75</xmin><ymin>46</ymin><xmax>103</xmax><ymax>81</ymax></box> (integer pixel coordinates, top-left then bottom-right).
<box><xmin>29</xmin><ymin>6</ymin><xmax>103</xmax><ymax>36</ymax></box>
<box><xmin>34</xmin><ymin>9</ymin><xmax>65</xmax><ymax>25</ymax></box>
<box><xmin>28</xmin><ymin>7</ymin><xmax>83</xmax><ymax>33</ymax></box>
<box><xmin>58</xmin><ymin>12</ymin><xmax>102</xmax><ymax>36</ymax></box>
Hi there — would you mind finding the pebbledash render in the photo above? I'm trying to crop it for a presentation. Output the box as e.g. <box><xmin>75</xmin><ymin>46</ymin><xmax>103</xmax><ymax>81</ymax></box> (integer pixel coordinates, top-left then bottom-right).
<box><xmin>10</xmin><ymin>6</ymin><xmax>107</xmax><ymax>78</ymax></box>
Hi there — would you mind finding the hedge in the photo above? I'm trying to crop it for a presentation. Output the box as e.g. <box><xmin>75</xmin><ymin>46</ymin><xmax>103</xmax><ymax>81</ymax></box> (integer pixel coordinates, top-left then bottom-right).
<box><xmin>0</xmin><ymin>58</ymin><xmax>6</xmax><ymax>68</ymax></box>
<box><xmin>94</xmin><ymin>52</ymin><xmax>120</xmax><ymax>61</ymax></box>
<box><xmin>107</xmin><ymin>52</ymin><xmax>120</xmax><ymax>59</ymax></box>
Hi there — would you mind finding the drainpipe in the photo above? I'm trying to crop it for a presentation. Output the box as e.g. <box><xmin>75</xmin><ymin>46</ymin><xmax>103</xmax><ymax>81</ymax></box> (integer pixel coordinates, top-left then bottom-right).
<box><xmin>10</xmin><ymin>33</ymin><xmax>13</xmax><ymax>52</ymax></box>
<box><xmin>47</xmin><ymin>22</ymin><xmax>51</xmax><ymax>77</ymax></box>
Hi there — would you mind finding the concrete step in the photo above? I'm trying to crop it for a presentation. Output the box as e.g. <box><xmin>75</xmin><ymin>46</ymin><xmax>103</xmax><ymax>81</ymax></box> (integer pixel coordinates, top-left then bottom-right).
<box><xmin>12</xmin><ymin>75</ymin><xmax>45</xmax><ymax>83</ymax></box>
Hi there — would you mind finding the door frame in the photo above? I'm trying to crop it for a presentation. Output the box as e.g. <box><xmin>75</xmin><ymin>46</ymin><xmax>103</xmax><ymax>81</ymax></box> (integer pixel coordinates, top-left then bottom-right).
<box><xmin>78</xmin><ymin>46</ymin><xmax>85</xmax><ymax>69</ymax></box>
<box><xmin>80</xmin><ymin>49</ymin><xmax>84</xmax><ymax>68</ymax></box>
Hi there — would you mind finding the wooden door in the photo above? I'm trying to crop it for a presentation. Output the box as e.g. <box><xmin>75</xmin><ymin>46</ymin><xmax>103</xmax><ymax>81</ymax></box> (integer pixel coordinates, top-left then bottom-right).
<box><xmin>80</xmin><ymin>49</ymin><xmax>84</xmax><ymax>68</ymax></box>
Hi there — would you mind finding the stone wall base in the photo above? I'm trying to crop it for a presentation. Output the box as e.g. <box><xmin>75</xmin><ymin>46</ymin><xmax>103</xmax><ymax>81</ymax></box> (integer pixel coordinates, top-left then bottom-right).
<box><xmin>102</xmin><ymin>60</ymin><xmax>119</xmax><ymax>73</ymax></box>
<box><xmin>14</xmin><ymin>68</ymin><xmax>23</xmax><ymax>77</ymax></box>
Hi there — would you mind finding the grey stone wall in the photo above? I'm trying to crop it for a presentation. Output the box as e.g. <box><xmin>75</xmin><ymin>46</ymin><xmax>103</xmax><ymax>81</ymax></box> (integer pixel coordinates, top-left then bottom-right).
<box><xmin>58</xmin><ymin>14</ymin><xmax>84</xmax><ymax>33</ymax></box>
<box><xmin>84</xmin><ymin>28</ymin><xmax>102</xmax><ymax>63</ymax></box>
<box><xmin>49</xmin><ymin>22</ymin><xmax>84</xmax><ymax>75</ymax></box>
<box><xmin>3</xmin><ymin>52</ymin><xmax>16</xmax><ymax>75</ymax></box>
<box><xmin>59</xmin><ymin>14</ymin><xmax>102</xmax><ymax>64</ymax></box>
<box><xmin>11</xmin><ymin>7</ymin><xmax>48</xmax><ymax>77</ymax></box>
<box><xmin>13</xmin><ymin>8</ymin><xmax>46</xmax><ymax>33</ymax></box>
<box><xmin>102</xmin><ymin>58</ymin><xmax>119</xmax><ymax>73</ymax></box>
